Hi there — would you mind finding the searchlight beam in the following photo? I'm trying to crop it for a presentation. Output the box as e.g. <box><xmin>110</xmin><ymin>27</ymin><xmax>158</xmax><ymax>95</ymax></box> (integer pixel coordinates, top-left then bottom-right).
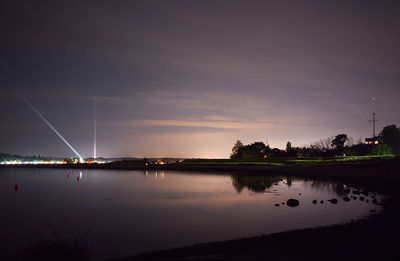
<box><xmin>94</xmin><ymin>96</ymin><xmax>97</xmax><ymax>159</ymax></box>
<box><xmin>19</xmin><ymin>93</ymin><xmax>84</xmax><ymax>162</ymax></box>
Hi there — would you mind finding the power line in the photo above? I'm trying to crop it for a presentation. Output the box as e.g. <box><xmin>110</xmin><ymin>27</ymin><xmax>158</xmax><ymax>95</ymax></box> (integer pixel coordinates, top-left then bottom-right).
<box><xmin>368</xmin><ymin>112</ymin><xmax>379</xmax><ymax>138</ymax></box>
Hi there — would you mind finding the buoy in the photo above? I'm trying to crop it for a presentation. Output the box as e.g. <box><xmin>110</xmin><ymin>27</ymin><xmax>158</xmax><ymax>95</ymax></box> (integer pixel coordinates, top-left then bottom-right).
<box><xmin>77</xmin><ymin>176</ymin><xmax>80</xmax><ymax>181</ymax></box>
<box><xmin>14</xmin><ymin>184</ymin><xmax>19</xmax><ymax>191</ymax></box>
<box><xmin>67</xmin><ymin>173</ymin><xmax>70</xmax><ymax>178</ymax></box>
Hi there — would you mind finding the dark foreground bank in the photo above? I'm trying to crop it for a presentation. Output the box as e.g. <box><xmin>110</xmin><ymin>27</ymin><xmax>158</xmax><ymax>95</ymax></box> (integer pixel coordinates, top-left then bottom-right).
<box><xmin>115</xmin><ymin>202</ymin><xmax>399</xmax><ymax>261</ymax></box>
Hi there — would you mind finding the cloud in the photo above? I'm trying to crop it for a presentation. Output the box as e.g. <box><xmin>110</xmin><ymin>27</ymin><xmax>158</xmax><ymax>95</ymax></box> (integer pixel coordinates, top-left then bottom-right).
<box><xmin>123</xmin><ymin>118</ymin><xmax>282</xmax><ymax>132</ymax></box>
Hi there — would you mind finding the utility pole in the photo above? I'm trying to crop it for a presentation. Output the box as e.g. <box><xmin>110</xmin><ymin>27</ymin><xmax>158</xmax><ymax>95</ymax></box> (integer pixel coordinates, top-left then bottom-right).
<box><xmin>368</xmin><ymin>112</ymin><xmax>379</xmax><ymax>138</ymax></box>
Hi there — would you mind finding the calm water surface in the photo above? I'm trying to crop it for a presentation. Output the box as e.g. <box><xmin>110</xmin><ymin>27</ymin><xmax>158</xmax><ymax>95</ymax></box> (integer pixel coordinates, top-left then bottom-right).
<box><xmin>0</xmin><ymin>168</ymin><xmax>382</xmax><ymax>260</ymax></box>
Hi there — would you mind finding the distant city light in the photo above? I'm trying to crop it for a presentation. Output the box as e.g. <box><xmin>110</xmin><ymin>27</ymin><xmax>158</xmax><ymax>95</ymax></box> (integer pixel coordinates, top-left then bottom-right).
<box><xmin>0</xmin><ymin>160</ymin><xmax>66</xmax><ymax>165</ymax></box>
<box><xmin>0</xmin><ymin>159</ymin><xmax>107</xmax><ymax>165</ymax></box>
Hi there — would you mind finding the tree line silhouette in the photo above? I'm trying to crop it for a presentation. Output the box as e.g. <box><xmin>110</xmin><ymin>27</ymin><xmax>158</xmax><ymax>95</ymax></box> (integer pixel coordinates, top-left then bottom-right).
<box><xmin>230</xmin><ymin>124</ymin><xmax>400</xmax><ymax>161</ymax></box>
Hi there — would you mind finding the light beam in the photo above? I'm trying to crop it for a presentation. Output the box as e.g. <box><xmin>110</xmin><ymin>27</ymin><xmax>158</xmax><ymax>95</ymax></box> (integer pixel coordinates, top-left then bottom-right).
<box><xmin>19</xmin><ymin>92</ymin><xmax>84</xmax><ymax>162</ymax></box>
<box><xmin>94</xmin><ymin>96</ymin><xmax>97</xmax><ymax>160</ymax></box>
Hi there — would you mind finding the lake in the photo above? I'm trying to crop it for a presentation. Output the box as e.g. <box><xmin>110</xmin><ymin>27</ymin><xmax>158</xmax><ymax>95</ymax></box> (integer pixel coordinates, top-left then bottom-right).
<box><xmin>0</xmin><ymin>168</ymin><xmax>382</xmax><ymax>260</ymax></box>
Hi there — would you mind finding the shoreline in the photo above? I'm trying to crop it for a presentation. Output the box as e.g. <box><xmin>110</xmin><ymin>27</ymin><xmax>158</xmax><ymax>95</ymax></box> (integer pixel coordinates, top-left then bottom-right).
<box><xmin>4</xmin><ymin>156</ymin><xmax>399</xmax><ymax>192</ymax></box>
<box><xmin>116</xmin><ymin>207</ymin><xmax>397</xmax><ymax>261</ymax></box>
<box><xmin>3</xmin><ymin>157</ymin><xmax>400</xmax><ymax>260</ymax></box>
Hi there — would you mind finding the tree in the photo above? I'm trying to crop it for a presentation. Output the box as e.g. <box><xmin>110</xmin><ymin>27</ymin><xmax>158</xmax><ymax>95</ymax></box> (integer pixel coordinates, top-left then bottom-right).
<box><xmin>312</xmin><ymin>136</ymin><xmax>334</xmax><ymax>153</ymax></box>
<box><xmin>241</xmin><ymin>142</ymin><xmax>269</xmax><ymax>161</ymax></box>
<box><xmin>270</xmin><ymin>148</ymin><xmax>284</xmax><ymax>157</ymax></box>
<box><xmin>380</xmin><ymin>125</ymin><xmax>400</xmax><ymax>155</ymax></box>
<box><xmin>230</xmin><ymin>140</ymin><xmax>244</xmax><ymax>160</ymax></box>
<box><xmin>285</xmin><ymin>141</ymin><xmax>298</xmax><ymax>157</ymax></box>
<box><xmin>331</xmin><ymin>134</ymin><xmax>348</xmax><ymax>155</ymax></box>
<box><xmin>343</xmin><ymin>143</ymin><xmax>372</xmax><ymax>156</ymax></box>
<box><xmin>372</xmin><ymin>144</ymin><xmax>392</xmax><ymax>156</ymax></box>
<box><xmin>230</xmin><ymin>141</ymin><xmax>270</xmax><ymax>161</ymax></box>
<box><xmin>306</xmin><ymin>136</ymin><xmax>335</xmax><ymax>157</ymax></box>
<box><xmin>286</xmin><ymin>141</ymin><xmax>292</xmax><ymax>152</ymax></box>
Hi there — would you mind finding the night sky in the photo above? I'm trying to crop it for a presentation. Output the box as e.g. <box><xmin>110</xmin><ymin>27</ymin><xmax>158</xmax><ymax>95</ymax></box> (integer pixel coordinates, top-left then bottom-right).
<box><xmin>1</xmin><ymin>0</ymin><xmax>399</xmax><ymax>158</ymax></box>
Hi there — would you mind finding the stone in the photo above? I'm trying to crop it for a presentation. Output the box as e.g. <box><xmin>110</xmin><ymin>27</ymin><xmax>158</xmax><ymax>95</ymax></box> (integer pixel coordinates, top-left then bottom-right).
<box><xmin>329</xmin><ymin>198</ymin><xmax>338</xmax><ymax>204</ymax></box>
<box><xmin>274</xmin><ymin>203</ymin><xmax>280</xmax><ymax>207</ymax></box>
<box><xmin>312</xmin><ymin>200</ymin><xmax>317</xmax><ymax>204</ymax></box>
<box><xmin>361</xmin><ymin>190</ymin><xmax>369</xmax><ymax>196</ymax></box>
<box><xmin>287</xmin><ymin>199</ymin><xmax>300</xmax><ymax>207</ymax></box>
<box><xmin>359</xmin><ymin>196</ymin><xmax>365</xmax><ymax>201</ymax></box>
<box><xmin>343</xmin><ymin>196</ymin><xmax>350</xmax><ymax>202</ymax></box>
<box><xmin>352</xmin><ymin>190</ymin><xmax>360</xmax><ymax>195</ymax></box>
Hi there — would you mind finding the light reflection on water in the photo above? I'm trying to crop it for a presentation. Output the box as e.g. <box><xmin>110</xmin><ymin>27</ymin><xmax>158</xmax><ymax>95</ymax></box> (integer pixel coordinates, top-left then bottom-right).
<box><xmin>0</xmin><ymin>168</ymin><xmax>382</xmax><ymax>260</ymax></box>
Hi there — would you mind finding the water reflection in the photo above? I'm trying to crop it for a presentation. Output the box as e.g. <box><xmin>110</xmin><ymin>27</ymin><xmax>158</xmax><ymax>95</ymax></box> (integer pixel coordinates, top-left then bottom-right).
<box><xmin>0</xmin><ymin>168</ymin><xmax>382</xmax><ymax>261</ymax></box>
<box><xmin>286</xmin><ymin>177</ymin><xmax>292</xmax><ymax>187</ymax></box>
<box><xmin>304</xmin><ymin>180</ymin><xmax>348</xmax><ymax>195</ymax></box>
<box><xmin>143</xmin><ymin>170</ymin><xmax>166</xmax><ymax>179</ymax></box>
<box><xmin>231</xmin><ymin>175</ymin><xmax>281</xmax><ymax>193</ymax></box>
<box><xmin>230</xmin><ymin>175</ymin><xmax>382</xmax><ymax>208</ymax></box>
<box><xmin>230</xmin><ymin>175</ymin><xmax>350</xmax><ymax>196</ymax></box>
